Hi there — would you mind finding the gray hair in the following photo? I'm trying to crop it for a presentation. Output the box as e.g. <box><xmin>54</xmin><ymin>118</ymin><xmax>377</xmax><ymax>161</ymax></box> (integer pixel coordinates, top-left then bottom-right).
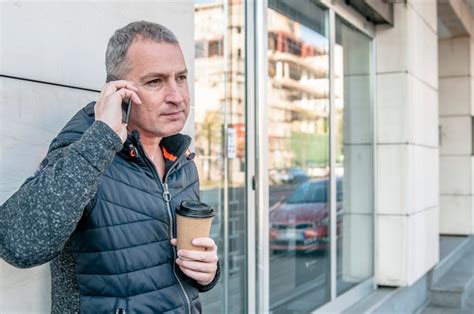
<box><xmin>105</xmin><ymin>21</ymin><xmax>179</xmax><ymax>82</ymax></box>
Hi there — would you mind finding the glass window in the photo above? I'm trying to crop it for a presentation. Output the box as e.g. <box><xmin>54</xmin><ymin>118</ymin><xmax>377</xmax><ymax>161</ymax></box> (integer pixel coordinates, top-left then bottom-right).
<box><xmin>267</xmin><ymin>0</ymin><xmax>331</xmax><ymax>312</ymax></box>
<box><xmin>209</xmin><ymin>39</ymin><xmax>223</xmax><ymax>57</ymax></box>
<box><xmin>335</xmin><ymin>16</ymin><xmax>374</xmax><ymax>296</ymax></box>
<box><xmin>194</xmin><ymin>0</ymin><xmax>247</xmax><ymax>313</ymax></box>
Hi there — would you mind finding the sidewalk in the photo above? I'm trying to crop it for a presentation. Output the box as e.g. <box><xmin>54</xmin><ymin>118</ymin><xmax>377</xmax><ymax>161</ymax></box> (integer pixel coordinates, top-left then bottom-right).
<box><xmin>421</xmin><ymin>236</ymin><xmax>474</xmax><ymax>313</ymax></box>
<box><xmin>343</xmin><ymin>236</ymin><xmax>474</xmax><ymax>313</ymax></box>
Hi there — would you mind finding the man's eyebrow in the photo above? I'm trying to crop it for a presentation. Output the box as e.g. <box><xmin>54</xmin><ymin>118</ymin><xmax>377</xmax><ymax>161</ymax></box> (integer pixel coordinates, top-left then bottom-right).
<box><xmin>139</xmin><ymin>69</ymin><xmax>188</xmax><ymax>82</ymax></box>
<box><xmin>176</xmin><ymin>69</ymin><xmax>188</xmax><ymax>76</ymax></box>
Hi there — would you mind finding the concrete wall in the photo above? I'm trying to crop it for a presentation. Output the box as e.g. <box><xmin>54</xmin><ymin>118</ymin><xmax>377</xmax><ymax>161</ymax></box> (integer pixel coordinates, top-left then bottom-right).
<box><xmin>439</xmin><ymin>36</ymin><xmax>474</xmax><ymax>235</ymax></box>
<box><xmin>0</xmin><ymin>1</ymin><xmax>194</xmax><ymax>312</ymax></box>
<box><xmin>375</xmin><ymin>0</ymin><xmax>439</xmax><ymax>286</ymax></box>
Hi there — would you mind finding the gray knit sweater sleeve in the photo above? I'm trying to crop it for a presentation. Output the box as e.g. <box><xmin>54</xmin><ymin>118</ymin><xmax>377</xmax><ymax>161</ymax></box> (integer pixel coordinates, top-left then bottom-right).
<box><xmin>0</xmin><ymin>121</ymin><xmax>123</xmax><ymax>268</ymax></box>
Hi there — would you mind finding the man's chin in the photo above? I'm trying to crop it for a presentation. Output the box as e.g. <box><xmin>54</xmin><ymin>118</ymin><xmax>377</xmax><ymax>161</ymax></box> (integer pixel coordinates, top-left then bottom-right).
<box><xmin>156</xmin><ymin>123</ymin><xmax>186</xmax><ymax>138</ymax></box>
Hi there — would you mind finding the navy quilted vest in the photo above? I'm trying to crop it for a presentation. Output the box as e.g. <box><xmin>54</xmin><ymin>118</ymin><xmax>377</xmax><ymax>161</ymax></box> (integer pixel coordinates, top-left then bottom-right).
<box><xmin>60</xmin><ymin>103</ymin><xmax>202</xmax><ymax>313</ymax></box>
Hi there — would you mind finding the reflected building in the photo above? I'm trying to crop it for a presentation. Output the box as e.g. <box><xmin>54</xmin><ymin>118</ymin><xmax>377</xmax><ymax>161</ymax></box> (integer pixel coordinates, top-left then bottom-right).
<box><xmin>194</xmin><ymin>0</ymin><xmax>246</xmax><ymax>188</ymax></box>
<box><xmin>195</xmin><ymin>2</ymin><xmax>341</xmax><ymax>179</ymax></box>
<box><xmin>267</xmin><ymin>8</ymin><xmax>332</xmax><ymax>173</ymax></box>
<box><xmin>194</xmin><ymin>1</ymin><xmax>247</xmax><ymax>313</ymax></box>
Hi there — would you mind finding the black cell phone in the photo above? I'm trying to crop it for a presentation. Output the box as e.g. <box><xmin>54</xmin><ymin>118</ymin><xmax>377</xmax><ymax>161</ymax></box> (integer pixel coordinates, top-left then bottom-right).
<box><xmin>121</xmin><ymin>98</ymin><xmax>132</xmax><ymax>123</ymax></box>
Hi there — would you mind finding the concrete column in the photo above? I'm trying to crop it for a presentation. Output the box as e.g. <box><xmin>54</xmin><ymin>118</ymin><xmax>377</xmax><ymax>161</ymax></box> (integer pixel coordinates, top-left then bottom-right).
<box><xmin>375</xmin><ymin>1</ymin><xmax>439</xmax><ymax>286</ymax></box>
<box><xmin>439</xmin><ymin>36</ymin><xmax>474</xmax><ymax>235</ymax></box>
<box><xmin>0</xmin><ymin>1</ymin><xmax>194</xmax><ymax>312</ymax></box>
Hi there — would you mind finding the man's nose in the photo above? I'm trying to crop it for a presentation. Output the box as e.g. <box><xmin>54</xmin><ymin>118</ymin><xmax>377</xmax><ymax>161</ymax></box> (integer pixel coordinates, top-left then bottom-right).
<box><xmin>164</xmin><ymin>80</ymin><xmax>184</xmax><ymax>104</ymax></box>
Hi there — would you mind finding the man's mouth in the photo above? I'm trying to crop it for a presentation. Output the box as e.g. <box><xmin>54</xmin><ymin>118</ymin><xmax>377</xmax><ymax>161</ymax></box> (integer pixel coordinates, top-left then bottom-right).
<box><xmin>162</xmin><ymin>110</ymin><xmax>184</xmax><ymax>118</ymax></box>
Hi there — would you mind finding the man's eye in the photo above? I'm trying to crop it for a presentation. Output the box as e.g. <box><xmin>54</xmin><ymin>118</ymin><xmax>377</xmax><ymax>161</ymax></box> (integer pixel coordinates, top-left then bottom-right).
<box><xmin>147</xmin><ymin>79</ymin><xmax>163</xmax><ymax>85</ymax></box>
<box><xmin>177</xmin><ymin>75</ymin><xmax>187</xmax><ymax>81</ymax></box>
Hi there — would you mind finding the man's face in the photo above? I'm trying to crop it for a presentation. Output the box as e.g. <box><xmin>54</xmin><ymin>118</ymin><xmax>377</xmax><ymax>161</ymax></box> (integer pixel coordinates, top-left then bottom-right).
<box><xmin>125</xmin><ymin>38</ymin><xmax>189</xmax><ymax>138</ymax></box>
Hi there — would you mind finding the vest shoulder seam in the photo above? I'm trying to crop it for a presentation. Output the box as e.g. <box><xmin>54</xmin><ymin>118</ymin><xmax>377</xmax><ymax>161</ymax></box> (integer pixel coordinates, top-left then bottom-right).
<box><xmin>95</xmin><ymin>197</ymin><xmax>168</xmax><ymax>224</ymax></box>
<box><xmin>101</xmin><ymin>172</ymin><xmax>162</xmax><ymax>199</ymax></box>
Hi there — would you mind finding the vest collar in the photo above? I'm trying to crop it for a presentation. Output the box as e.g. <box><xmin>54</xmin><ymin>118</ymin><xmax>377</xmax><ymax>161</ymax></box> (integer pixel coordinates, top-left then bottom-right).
<box><xmin>120</xmin><ymin>130</ymin><xmax>193</xmax><ymax>176</ymax></box>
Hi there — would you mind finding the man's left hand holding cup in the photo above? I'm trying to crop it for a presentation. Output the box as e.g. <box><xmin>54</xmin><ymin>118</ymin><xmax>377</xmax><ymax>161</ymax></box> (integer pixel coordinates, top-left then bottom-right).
<box><xmin>171</xmin><ymin>237</ymin><xmax>218</xmax><ymax>285</ymax></box>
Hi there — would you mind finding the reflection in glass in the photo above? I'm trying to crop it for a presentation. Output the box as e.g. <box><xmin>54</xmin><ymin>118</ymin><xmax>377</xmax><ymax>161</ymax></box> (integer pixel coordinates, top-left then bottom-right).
<box><xmin>335</xmin><ymin>17</ymin><xmax>374</xmax><ymax>296</ymax></box>
<box><xmin>194</xmin><ymin>0</ymin><xmax>247</xmax><ymax>312</ymax></box>
<box><xmin>267</xmin><ymin>1</ymin><xmax>330</xmax><ymax>312</ymax></box>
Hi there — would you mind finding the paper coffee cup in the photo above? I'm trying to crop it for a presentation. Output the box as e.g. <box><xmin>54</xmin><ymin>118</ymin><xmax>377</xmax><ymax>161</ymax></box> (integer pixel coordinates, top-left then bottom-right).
<box><xmin>176</xmin><ymin>201</ymin><xmax>215</xmax><ymax>251</ymax></box>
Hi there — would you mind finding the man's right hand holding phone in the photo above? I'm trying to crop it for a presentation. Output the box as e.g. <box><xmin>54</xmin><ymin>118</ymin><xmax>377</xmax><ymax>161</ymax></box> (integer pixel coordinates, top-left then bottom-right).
<box><xmin>94</xmin><ymin>80</ymin><xmax>142</xmax><ymax>143</ymax></box>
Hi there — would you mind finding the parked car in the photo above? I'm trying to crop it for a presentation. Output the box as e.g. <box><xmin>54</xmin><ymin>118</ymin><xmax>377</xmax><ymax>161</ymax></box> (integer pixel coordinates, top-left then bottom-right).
<box><xmin>271</xmin><ymin>167</ymin><xmax>310</xmax><ymax>184</ymax></box>
<box><xmin>286</xmin><ymin>167</ymin><xmax>310</xmax><ymax>184</ymax></box>
<box><xmin>270</xmin><ymin>177</ymin><xmax>342</xmax><ymax>253</ymax></box>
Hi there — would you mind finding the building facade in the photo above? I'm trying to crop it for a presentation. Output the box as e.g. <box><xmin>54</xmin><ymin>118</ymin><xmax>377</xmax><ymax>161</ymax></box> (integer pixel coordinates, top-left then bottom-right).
<box><xmin>1</xmin><ymin>0</ymin><xmax>474</xmax><ymax>313</ymax></box>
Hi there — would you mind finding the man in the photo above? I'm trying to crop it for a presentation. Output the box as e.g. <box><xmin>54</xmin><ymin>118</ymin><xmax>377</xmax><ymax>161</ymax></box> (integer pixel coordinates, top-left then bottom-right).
<box><xmin>0</xmin><ymin>21</ymin><xmax>219</xmax><ymax>313</ymax></box>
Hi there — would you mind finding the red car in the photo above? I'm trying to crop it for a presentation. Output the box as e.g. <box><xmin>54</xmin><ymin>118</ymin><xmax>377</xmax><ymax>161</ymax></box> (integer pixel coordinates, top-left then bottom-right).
<box><xmin>270</xmin><ymin>178</ymin><xmax>342</xmax><ymax>252</ymax></box>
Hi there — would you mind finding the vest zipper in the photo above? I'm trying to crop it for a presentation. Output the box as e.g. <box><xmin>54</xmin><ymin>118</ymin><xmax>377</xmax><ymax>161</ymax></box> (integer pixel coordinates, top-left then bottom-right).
<box><xmin>131</xmin><ymin>134</ymin><xmax>192</xmax><ymax>314</ymax></box>
<box><xmin>163</xmin><ymin>182</ymin><xmax>192</xmax><ymax>313</ymax></box>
